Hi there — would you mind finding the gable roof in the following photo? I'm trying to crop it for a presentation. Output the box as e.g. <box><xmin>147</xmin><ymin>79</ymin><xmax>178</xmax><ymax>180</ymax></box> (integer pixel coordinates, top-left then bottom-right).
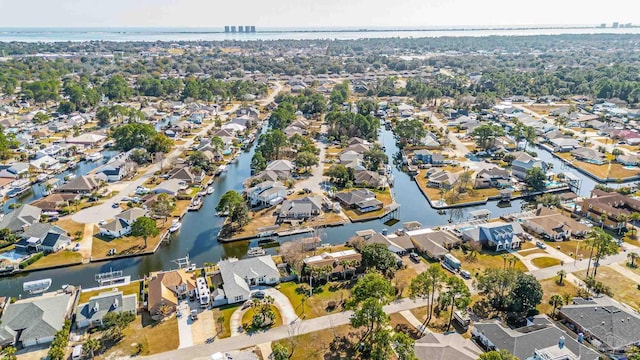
<box><xmin>59</xmin><ymin>175</ymin><xmax>100</xmax><ymax>192</ymax></box>
<box><xmin>0</xmin><ymin>293</ymin><xmax>72</xmax><ymax>344</ymax></box>
<box><xmin>148</xmin><ymin>269</ymin><xmax>196</xmax><ymax>312</ymax></box>
<box><xmin>76</xmin><ymin>290</ymin><xmax>137</xmax><ymax>324</ymax></box>
<box><xmin>0</xmin><ymin>204</ymin><xmax>42</xmax><ymax>232</ymax></box>
<box><xmin>415</xmin><ymin>332</ymin><xmax>482</xmax><ymax>360</ymax></box>
<box><xmin>116</xmin><ymin>208</ymin><xmax>147</xmax><ymax>222</ymax></box>
<box><xmin>218</xmin><ymin>256</ymin><xmax>280</xmax><ymax>299</ymax></box>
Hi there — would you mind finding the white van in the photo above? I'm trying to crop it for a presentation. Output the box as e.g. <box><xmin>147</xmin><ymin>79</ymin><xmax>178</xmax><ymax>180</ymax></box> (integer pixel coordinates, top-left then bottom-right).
<box><xmin>72</xmin><ymin>344</ymin><xmax>83</xmax><ymax>360</ymax></box>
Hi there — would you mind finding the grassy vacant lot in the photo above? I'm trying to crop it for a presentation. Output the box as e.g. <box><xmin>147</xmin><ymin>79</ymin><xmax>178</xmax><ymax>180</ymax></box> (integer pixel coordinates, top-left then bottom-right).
<box><xmin>394</xmin><ymin>267</ymin><xmax>418</xmax><ymax>298</ymax></box>
<box><xmin>279</xmin><ymin>281</ymin><xmax>351</xmax><ymax>319</ymax></box>
<box><xmin>450</xmin><ymin>248</ymin><xmax>527</xmax><ymax>277</ymax></box>
<box><xmin>211</xmin><ymin>304</ymin><xmax>240</xmax><ymax>339</ymax></box>
<box><xmin>538</xmin><ymin>278</ymin><xmax>580</xmax><ymax>315</ymax></box>
<box><xmin>54</xmin><ymin>219</ymin><xmax>86</xmax><ymax>238</ymax></box>
<box><xmin>98</xmin><ymin>315</ymin><xmax>179</xmax><ymax>359</ymax></box>
<box><xmin>25</xmin><ymin>250</ymin><xmax>82</xmax><ymax>270</ymax></box>
<box><xmin>415</xmin><ymin>173</ymin><xmax>499</xmax><ymax>205</ymax></box>
<box><xmin>531</xmin><ymin>257</ymin><xmax>562</xmax><ymax>269</ymax></box>
<box><xmin>573</xmin><ymin>160</ymin><xmax>638</xmax><ymax>180</ymax></box>
<box><xmin>79</xmin><ymin>281</ymin><xmax>141</xmax><ymax>303</ymax></box>
<box><xmin>92</xmin><ymin>218</ymin><xmax>167</xmax><ymax>258</ymax></box>
<box><xmin>241</xmin><ymin>305</ymin><xmax>283</xmax><ymax>331</ymax></box>
<box><xmin>554</xmin><ymin>240</ymin><xmax>592</xmax><ymax>260</ymax></box>
<box><xmin>575</xmin><ymin>266</ymin><xmax>640</xmax><ymax>310</ymax></box>
<box><xmin>272</xmin><ymin>324</ymin><xmax>357</xmax><ymax>360</ymax></box>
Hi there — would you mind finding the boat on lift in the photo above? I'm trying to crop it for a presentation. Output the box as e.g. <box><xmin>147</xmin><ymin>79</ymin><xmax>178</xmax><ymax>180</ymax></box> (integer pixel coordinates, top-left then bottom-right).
<box><xmin>169</xmin><ymin>219</ymin><xmax>182</xmax><ymax>233</ymax></box>
<box><xmin>23</xmin><ymin>278</ymin><xmax>52</xmax><ymax>295</ymax></box>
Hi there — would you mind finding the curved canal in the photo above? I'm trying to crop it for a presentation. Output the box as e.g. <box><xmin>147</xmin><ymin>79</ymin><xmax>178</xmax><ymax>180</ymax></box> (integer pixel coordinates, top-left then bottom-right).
<box><xmin>1</xmin><ymin>130</ymin><xmax>587</xmax><ymax>297</ymax></box>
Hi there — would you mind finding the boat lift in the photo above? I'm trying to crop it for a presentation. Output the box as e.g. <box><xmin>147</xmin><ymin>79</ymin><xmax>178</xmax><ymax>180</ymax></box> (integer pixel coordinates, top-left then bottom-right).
<box><xmin>172</xmin><ymin>255</ymin><xmax>196</xmax><ymax>271</ymax></box>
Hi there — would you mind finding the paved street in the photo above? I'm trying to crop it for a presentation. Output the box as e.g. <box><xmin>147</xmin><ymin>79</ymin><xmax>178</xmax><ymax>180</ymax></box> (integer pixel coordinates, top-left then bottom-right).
<box><xmin>145</xmin><ymin>297</ymin><xmax>429</xmax><ymax>360</ymax></box>
<box><xmin>425</xmin><ymin>111</ymin><xmax>470</xmax><ymax>158</ymax></box>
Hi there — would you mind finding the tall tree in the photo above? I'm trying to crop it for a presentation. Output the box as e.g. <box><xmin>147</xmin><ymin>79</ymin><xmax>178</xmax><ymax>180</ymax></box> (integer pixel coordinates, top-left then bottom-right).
<box><xmin>131</xmin><ymin>216</ymin><xmax>159</xmax><ymax>248</ymax></box>
<box><xmin>439</xmin><ymin>276</ymin><xmax>471</xmax><ymax>332</ymax></box>
<box><xmin>410</xmin><ymin>266</ymin><xmax>446</xmax><ymax>332</ymax></box>
<box><xmin>361</xmin><ymin>243</ymin><xmax>398</xmax><ymax>278</ymax></box>
<box><xmin>471</xmin><ymin>123</ymin><xmax>505</xmax><ymax>151</ymax></box>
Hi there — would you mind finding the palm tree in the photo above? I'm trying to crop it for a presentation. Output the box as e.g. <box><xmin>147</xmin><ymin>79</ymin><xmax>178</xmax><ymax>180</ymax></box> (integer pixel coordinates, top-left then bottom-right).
<box><xmin>83</xmin><ymin>338</ymin><xmax>101</xmax><ymax>359</ymax></box>
<box><xmin>601</xmin><ymin>212</ymin><xmax>608</xmax><ymax>229</ymax></box>
<box><xmin>508</xmin><ymin>256</ymin><xmax>518</xmax><ymax>269</ymax></box>
<box><xmin>562</xmin><ymin>293</ymin><xmax>573</xmax><ymax>306</ymax></box>
<box><xmin>628</xmin><ymin>252</ymin><xmax>639</xmax><ymax>268</ymax></box>
<box><xmin>557</xmin><ymin>270</ymin><xmax>567</xmax><ymax>285</ymax></box>
<box><xmin>2</xmin><ymin>345</ymin><xmax>17</xmax><ymax>360</ymax></box>
<box><xmin>617</xmin><ymin>214</ymin><xmax>628</xmax><ymax>234</ymax></box>
<box><xmin>502</xmin><ymin>254</ymin><xmax>508</xmax><ymax>269</ymax></box>
<box><xmin>629</xmin><ymin>212</ymin><xmax>640</xmax><ymax>238</ymax></box>
<box><xmin>549</xmin><ymin>294</ymin><xmax>564</xmax><ymax>317</ymax></box>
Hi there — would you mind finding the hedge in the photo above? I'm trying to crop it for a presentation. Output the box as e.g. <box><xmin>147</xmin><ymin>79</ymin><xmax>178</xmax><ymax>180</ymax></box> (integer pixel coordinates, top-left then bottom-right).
<box><xmin>19</xmin><ymin>252</ymin><xmax>44</xmax><ymax>269</ymax></box>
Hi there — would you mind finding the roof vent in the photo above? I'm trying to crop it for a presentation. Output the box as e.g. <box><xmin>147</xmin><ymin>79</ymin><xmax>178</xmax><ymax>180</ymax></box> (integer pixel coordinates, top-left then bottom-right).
<box><xmin>602</xmin><ymin>321</ymin><xmax>605</xmax><ymax>326</ymax></box>
<box><xmin>113</xmin><ymin>298</ymin><xmax>119</xmax><ymax>309</ymax></box>
<box><xmin>93</xmin><ymin>302</ymin><xmax>99</xmax><ymax>313</ymax></box>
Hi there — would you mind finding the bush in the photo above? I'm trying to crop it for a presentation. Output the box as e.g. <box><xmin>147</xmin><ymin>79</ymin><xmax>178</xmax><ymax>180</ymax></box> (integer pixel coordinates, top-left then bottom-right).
<box><xmin>19</xmin><ymin>252</ymin><xmax>44</xmax><ymax>269</ymax></box>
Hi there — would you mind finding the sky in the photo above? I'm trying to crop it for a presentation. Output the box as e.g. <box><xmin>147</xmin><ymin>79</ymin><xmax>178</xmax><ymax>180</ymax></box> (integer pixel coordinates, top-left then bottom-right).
<box><xmin>0</xmin><ymin>0</ymin><xmax>637</xmax><ymax>28</ymax></box>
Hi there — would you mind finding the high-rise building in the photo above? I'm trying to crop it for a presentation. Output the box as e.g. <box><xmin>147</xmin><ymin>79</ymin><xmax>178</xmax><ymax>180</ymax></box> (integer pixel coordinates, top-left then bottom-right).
<box><xmin>250</xmin><ymin>26</ymin><xmax>256</xmax><ymax>33</ymax></box>
<box><xmin>612</xmin><ymin>22</ymin><xmax>619</xmax><ymax>28</ymax></box>
<box><xmin>224</xmin><ymin>26</ymin><xmax>230</xmax><ymax>33</ymax></box>
<box><xmin>230</xmin><ymin>26</ymin><xmax>236</xmax><ymax>33</ymax></box>
<box><xmin>238</xmin><ymin>26</ymin><xmax>244</xmax><ymax>32</ymax></box>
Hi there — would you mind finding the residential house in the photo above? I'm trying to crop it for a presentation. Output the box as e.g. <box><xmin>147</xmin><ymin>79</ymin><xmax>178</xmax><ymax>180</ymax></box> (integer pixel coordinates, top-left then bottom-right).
<box><xmin>472</xmin><ymin>316</ymin><xmax>599</xmax><ymax>360</ymax></box>
<box><xmin>522</xmin><ymin>207</ymin><xmax>590</xmax><ymax>241</ymax></box>
<box><xmin>474</xmin><ymin>166</ymin><xmax>511</xmax><ymax>189</ymax></box>
<box><xmin>355</xmin><ymin>230</ymin><xmax>412</xmax><ymax>255</ymax></box>
<box><xmin>303</xmin><ymin>250</ymin><xmax>362</xmax><ymax>279</ymax></box>
<box><xmin>65</xmin><ymin>133</ymin><xmax>106</xmax><ymax>146</ymax></box>
<box><xmin>31</xmin><ymin>193</ymin><xmax>79</xmax><ymax>212</ymax></box>
<box><xmin>99</xmin><ymin>207</ymin><xmax>147</xmax><ymax>238</ymax></box>
<box><xmin>511</xmin><ymin>152</ymin><xmax>547</xmax><ymax>179</ymax></box>
<box><xmin>218</xmin><ymin>256</ymin><xmax>280</xmax><ymax>304</ymax></box>
<box><xmin>0</xmin><ymin>163</ymin><xmax>29</xmax><ymax>179</ymax></box>
<box><xmin>0</xmin><ymin>292</ymin><xmax>74</xmax><ymax>348</ymax></box>
<box><xmin>278</xmin><ymin>196</ymin><xmax>322</xmax><ymax>221</ymax></box>
<box><xmin>549</xmin><ymin>138</ymin><xmax>581</xmax><ymax>152</ymax></box>
<box><xmin>581</xmin><ymin>189</ymin><xmax>640</xmax><ymax>230</ymax></box>
<box><xmin>16</xmin><ymin>223</ymin><xmax>69</xmax><ymax>253</ymax></box>
<box><xmin>411</xmin><ymin>230</ymin><xmax>461</xmax><ymax>259</ymax></box>
<box><xmin>0</xmin><ymin>204</ymin><xmax>42</xmax><ymax>233</ymax></box>
<box><xmin>612</xmin><ymin>129</ymin><xmax>640</xmax><ymax>146</ymax></box>
<box><xmin>426</xmin><ymin>169</ymin><xmax>459</xmax><ymax>188</ymax></box>
<box><xmin>58</xmin><ymin>175</ymin><xmax>101</xmax><ymax>194</ymax></box>
<box><xmin>571</xmin><ymin>147</ymin><xmax>606</xmax><ymax>165</ymax></box>
<box><xmin>558</xmin><ymin>296</ymin><xmax>640</xmax><ymax>355</ymax></box>
<box><xmin>147</xmin><ymin>269</ymin><xmax>196</xmax><ymax>317</ymax></box>
<box><xmin>168</xmin><ymin>166</ymin><xmax>205</xmax><ymax>185</ymax></box>
<box><xmin>335</xmin><ymin>189</ymin><xmax>383</xmax><ymax>213</ymax></box>
<box><xmin>95</xmin><ymin>160</ymin><xmax>131</xmax><ymax>182</ymax></box>
<box><xmin>413</xmin><ymin>150</ymin><xmax>445</xmax><ymax>166</ymax></box>
<box><xmin>76</xmin><ymin>290</ymin><xmax>137</xmax><ymax>328</ymax></box>
<box><xmin>153</xmin><ymin>179</ymin><xmax>187</xmax><ymax>196</ymax></box>
<box><xmin>617</xmin><ymin>154</ymin><xmax>640</xmax><ymax>166</ymax></box>
<box><xmin>246</xmin><ymin>181</ymin><xmax>287</xmax><ymax>207</ymax></box>
<box><xmin>414</xmin><ymin>332</ymin><xmax>483</xmax><ymax>360</ymax></box>
<box><xmin>420</xmin><ymin>132</ymin><xmax>440</xmax><ymax>148</ymax></box>
<box><xmin>461</xmin><ymin>222</ymin><xmax>524</xmax><ymax>251</ymax></box>
<box><xmin>265</xmin><ymin>160</ymin><xmax>295</xmax><ymax>175</ymax></box>
<box><xmin>354</xmin><ymin>169</ymin><xmax>385</xmax><ymax>188</ymax></box>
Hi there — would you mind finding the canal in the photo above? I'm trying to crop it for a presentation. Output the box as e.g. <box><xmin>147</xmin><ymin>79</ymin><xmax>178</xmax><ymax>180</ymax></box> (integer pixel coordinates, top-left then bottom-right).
<box><xmin>0</xmin><ymin>130</ymin><xmax>572</xmax><ymax>298</ymax></box>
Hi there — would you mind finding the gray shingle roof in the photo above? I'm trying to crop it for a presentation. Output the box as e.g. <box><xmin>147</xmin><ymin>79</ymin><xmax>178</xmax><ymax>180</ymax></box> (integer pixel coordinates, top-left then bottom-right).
<box><xmin>0</xmin><ymin>204</ymin><xmax>42</xmax><ymax>232</ymax></box>
<box><xmin>76</xmin><ymin>291</ymin><xmax>137</xmax><ymax>325</ymax></box>
<box><xmin>0</xmin><ymin>293</ymin><xmax>72</xmax><ymax>344</ymax></box>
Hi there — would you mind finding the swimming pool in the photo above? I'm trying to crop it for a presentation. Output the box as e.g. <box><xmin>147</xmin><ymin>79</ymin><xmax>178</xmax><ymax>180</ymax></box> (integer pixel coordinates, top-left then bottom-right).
<box><xmin>545</xmin><ymin>181</ymin><xmax>562</xmax><ymax>187</ymax></box>
<box><xmin>0</xmin><ymin>250</ymin><xmax>28</xmax><ymax>262</ymax></box>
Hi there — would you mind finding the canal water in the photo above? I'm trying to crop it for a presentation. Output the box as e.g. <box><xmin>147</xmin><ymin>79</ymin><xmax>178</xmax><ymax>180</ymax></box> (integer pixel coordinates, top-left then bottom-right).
<box><xmin>0</xmin><ymin>130</ymin><xmax>585</xmax><ymax>298</ymax></box>
<box><xmin>2</xmin><ymin>151</ymin><xmax>118</xmax><ymax>213</ymax></box>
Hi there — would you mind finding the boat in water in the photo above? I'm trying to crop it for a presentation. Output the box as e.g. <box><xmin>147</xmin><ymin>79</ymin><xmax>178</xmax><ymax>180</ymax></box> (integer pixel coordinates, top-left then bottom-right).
<box><xmin>188</xmin><ymin>197</ymin><xmax>203</xmax><ymax>211</ymax></box>
<box><xmin>206</xmin><ymin>186</ymin><xmax>215</xmax><ymax>195</ymax></box>
<box><xmin>87</xmin><ymin>152</ymin><xmax>103</xmax><ymax>162</ymax></box>
<box><xmin>215</xmin><ymin>165</ymin><xmax>228</xmax><ymax>176</ymax></box>
<box><xmin>35</xmin><ymin>173</ymin><xmax>51</xmax><ymax>183</ymax></box>
<box><xmin>7</xmin><ymin>180</ymin><xmax>31</xmax><ymax>198</ymax></box>
<box><xmin>23</xmin><ymin>278</ymin><xmax>52</xmax><ymax>295</ymax></box>
<box><xmin>169</xmin><ymin>219</ymin><xmax>182</xmax><ymax>232</ymax></box>
<box><xmin>247</xmin><ymin>247</ymin><xmax>266</xmax><ymax>257</ymax></box>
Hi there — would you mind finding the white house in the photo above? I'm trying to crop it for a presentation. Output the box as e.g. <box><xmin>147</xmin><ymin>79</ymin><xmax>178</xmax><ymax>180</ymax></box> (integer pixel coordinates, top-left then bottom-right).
<box><xmin>99</xmin><ymin>208</ymin><xmax>147</xmax><ymax>238</ymax></box>
<box><xmin>218</xmin><ymin>256</ymin><xmax>280</xmax><ymax>304</ymax></box>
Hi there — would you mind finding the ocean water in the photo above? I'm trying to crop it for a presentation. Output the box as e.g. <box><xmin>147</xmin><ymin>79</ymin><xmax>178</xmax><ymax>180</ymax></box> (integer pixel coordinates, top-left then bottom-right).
<box><xmin>0</xmin><ymin>26</ymin><xmax>639</xmax><ymax>42</ymax></box>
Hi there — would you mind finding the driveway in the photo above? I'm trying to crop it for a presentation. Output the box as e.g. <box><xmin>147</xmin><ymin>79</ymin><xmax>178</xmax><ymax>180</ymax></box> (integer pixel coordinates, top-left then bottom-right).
<box><xmin>229</xmin><ymin>287</ymin><xmax>298</xmax><ymax>337</ymax></box>
<box><xmin>177</xmin><ymin>300</ymin><xmax>194</xmax><ymax>349</ymax></box>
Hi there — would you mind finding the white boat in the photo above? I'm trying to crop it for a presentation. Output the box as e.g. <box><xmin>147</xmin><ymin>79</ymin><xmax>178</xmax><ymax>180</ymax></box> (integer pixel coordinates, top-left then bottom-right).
<box><xmin>247</xmin><ymin>247</ymin><xmax>266</xmax><ymax>257</ymax></box>
<box><xmin>23</xmin><ymin>278</ymin><xmax>52</xmax><ymax>295</ymax></box>
<box><xmin>169</xmin><ymin>219</ymin><xmax>182</xmax><ymax>233</ymax></box>
<box><xmin>206</xmin><ymin>186</ymin><xmax>215</xmax><ymax>195</ymax></box>
<box><xmin>87</xmin><ymin>152</ymin><xmax>103</xmax><ymax>162</ymax></box>
<box><xmin>36</xmin><ymin>173</ymin><xmax>50</xmax><ymax>182</ymax></box>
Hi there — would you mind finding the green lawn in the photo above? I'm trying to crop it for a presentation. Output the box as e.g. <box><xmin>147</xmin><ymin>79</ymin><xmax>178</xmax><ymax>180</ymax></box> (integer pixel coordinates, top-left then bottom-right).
<box><xmin>212</xmin><ymin>304</ymin><xmax>240</xmax><ymax>339</ymax></box>
<box><xmin>531</xmin><ymin>257</ymin><xmax>562</xmax><ymax>269</ymax></box>
<box><xmin>575</xmin><ymin>266</ymin><xmax>640</xmax><ymax>310</ymax></box>
<box><xmin>279</xmin><ymin>281</ymin><xmax>352</xmax><ymax>319</ymax></box>
<box><xmin>539</xmin><ymin>278</ymin><xmax>580</xmax><ymax>315</ymax></box>
<box><xmin>79</xmin><ymin>281</ymin><xmax>142</xmax><ymax>303</ymax></box>
<box><xmin>241</xmin><ymin>305</ymin><xmax>282</xmax><ymax>331</ymax></box>
<box><xmin>25</xmin><ymin>250</ymin><xmax>82</xmax><ymax>270</ymax></box>
<box><xmin>450</xmin><ymin>248</ymin><xmax>527</xmax><ymax>277</ymax></box>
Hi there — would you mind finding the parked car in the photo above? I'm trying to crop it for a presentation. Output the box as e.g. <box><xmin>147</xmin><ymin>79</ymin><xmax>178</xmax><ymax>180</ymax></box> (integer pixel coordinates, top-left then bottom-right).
<box><xmin>73</xmin><ymin>243</ymin><xmax>80</xmax><ymax>251</ymax></box>
<box><xmin>536</xmin><ymin>241</ymin><xmax>547</xmax><ymax>249</ymax></box>
<box><xmin>409</xmin><ymin>253</ymin><xmax>420</xmax><ymax>263</ymax></box>
<box><xmin>252</xmin><ymin>291</ymin><xmax>265</xmax><ymax>299</ymax></box>
<box><xmin>460</xmin><ymin>270</ymin><xmax>472</xmax><ymax>279</ymax></box>
<box><xmin>190</xmin><ymin>309</ymin><xmax>198</xmax><ymax>320</ymax></box>
<box><xmin>111</xmin><ymin>203</ymin><xmax>119</xmax><ymax>209</ymax></box>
